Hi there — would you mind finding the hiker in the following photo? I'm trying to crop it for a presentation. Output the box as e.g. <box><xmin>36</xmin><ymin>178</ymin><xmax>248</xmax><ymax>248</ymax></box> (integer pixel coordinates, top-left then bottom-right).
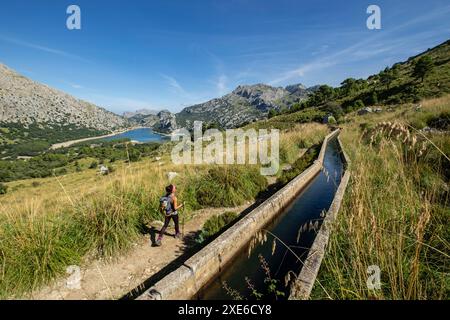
<box><xmin>155</xmin><ymin>184</ymin><xmax>184</xmax><ymax>246</ymax></box>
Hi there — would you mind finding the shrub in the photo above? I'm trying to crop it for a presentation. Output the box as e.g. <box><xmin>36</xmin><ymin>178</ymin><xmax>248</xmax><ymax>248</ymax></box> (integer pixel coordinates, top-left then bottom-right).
<box><xmin>0</xmin><ymin>211</ymin><xmax>85</xmax><ymax>298</ymax></box>
<box><xmin>197</xmin><ymin>212</ymin><xmax>238</xmax><ymax>243</ymax></box>
<box><xmin>190</xmin><ymin>166</ymin><xmax>268</xmax><ymax>207</ymax></box>
<box><xmin>0</xmin><ymin>182</ymin><xmax>7</xmax><ymax>194</ymax></box>
<box><xmin>89</xmin><ymin>161</ymin><xmax>98</xmax><ymax>169</ymax></box>
<box><xmin>353</xmin><ymin>99</ymin><xmax>365</xmax><ymax>109</ymax></box>
<box><xmin>278</xmin><ymin>145</ymin><xmax>320</xmax><ymax>185</ymax></box>
<box><xmin>369</xmin><ymin>91</ymin><xmax>378</xmax><ymax>105</ymax></box>
<box><xmin>72</xmin><ymin>193</ymin><xmax>142</xmax><ymax>257</ymax></box>
<box><xmin>327</xmin><ymin>116</ymin><xmax>337</xmax><ymax>124</ymax></box>
<box><xmin>426</xmin><ymin>111</ymin><xmax>450</xmax><ymax>130</ymax></box>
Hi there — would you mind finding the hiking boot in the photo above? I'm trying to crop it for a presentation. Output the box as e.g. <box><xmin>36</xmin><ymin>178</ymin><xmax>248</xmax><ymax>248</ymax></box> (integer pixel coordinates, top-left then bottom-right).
<box><xmin>175</xmin><ymin>233</ymin><xmax>183</xmax><ymax>240</ymax></box>
<box><xmin>155</xmin><ymin>238</ymin><xmax>162</xmax><ymax>246</ymax></box>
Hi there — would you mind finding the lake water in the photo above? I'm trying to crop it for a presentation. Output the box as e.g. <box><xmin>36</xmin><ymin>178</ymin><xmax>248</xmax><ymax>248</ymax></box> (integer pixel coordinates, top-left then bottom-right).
<box><xmin>102</xmin><ymin>128</ymin><xmax>169</xmax><ymax>143</ymax></box>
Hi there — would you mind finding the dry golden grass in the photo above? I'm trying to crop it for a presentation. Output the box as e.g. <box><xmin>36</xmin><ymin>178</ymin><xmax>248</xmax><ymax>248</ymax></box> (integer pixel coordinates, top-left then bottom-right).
<box><xmin>312</xmin><ymin>95</ymin><xmax>450</xmax><ymax>300</ymax></box>
<box><xmin>0</xmin><ymin>121</ymin><xmax>328</xmax><ymax>298</ymax></box>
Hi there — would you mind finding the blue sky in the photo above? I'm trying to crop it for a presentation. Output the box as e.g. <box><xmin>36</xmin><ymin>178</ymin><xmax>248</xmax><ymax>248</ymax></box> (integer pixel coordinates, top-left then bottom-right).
<box><xmin>0</xmin><ymin>0</ymin><xmax>449</xmax><ymax>114</ymax></box>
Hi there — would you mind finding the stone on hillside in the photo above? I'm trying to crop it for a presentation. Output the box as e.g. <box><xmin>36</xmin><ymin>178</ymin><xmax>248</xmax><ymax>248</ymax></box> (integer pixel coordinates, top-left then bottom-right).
<box><xmin>358</xmin><ymin>107</ymin><xmax>373</xmax><ymax>115</ymax></box>
<box><xmin>167</xmin><ymin>172</ymin><xmax>178</xmax><ymax>181</ymax></box>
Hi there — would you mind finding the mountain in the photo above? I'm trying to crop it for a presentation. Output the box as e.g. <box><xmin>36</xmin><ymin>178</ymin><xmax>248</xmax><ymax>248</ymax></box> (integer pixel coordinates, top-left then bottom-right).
<box><xmin>0</xmin><ymin>64</ymin><xmax>127</xmax><ymax>131</ymax></box>
<box><xmin>123</xmin><ymin>109</ymin><xmax>160</xmax><ymax>119</ymax></box>
<box><xmin>0</xmin><ymin>63</ymin><xmax>130</xmax><ymax>157</ymax></box>
<box><xmin>173</xmin><ymin>83</ymin><xmax>317</xmax><ymax>130</ymax></box>
<box><xmin>138</xmin><ymin>110</ymin><xmax>177</xmax><ymax>133</ymax></box>
<box><xmin>134</xmin><ymin>83</ymin><xmax>317</xmax><ymax>132</ymax></box>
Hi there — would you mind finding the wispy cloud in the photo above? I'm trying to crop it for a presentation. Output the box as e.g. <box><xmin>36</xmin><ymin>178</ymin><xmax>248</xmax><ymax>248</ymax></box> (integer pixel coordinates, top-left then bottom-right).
<box><xmin>269</xmin><ymin>6</ymin><xmax>450</xmax><ymax>85</ymax></box>
<box><xmin>0</xmin><ymin>35</ymin><xmax>90</xmax><ymax>62</ymax></box>
<box><xmin>215</xmin><ymin>74</ymin><xmax>228</xmax><ymax>95</ymax></box>
<box><xmin>161</xmin><ymin>74</ymin><xmax>187</xmax><ymax>95</ymax></box>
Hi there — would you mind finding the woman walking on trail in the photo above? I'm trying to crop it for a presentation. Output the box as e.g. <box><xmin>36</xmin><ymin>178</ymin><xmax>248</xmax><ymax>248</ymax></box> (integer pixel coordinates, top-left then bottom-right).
<box><xmin>156</xmin><ymin>184</ymin><xmax>184</xmax><ymax>246</ymax></box>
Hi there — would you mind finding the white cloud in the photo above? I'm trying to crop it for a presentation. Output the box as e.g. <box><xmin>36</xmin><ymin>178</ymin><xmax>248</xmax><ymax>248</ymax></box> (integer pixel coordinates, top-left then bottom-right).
<box><xmin>0</xmin><ymin>35</ymin><xmax>90</xmax><ymax>62</ymax></box>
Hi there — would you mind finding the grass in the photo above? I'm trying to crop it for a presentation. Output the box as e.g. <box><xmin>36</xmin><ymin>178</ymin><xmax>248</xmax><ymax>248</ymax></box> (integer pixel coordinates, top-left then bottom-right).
<box><xmin>0</xmin><ymin>122</ymin><xmax>326</xmax><ymax>298</ymax></box>
<box><xmin>311</xmin><ymin>95</ymin><xmax>450</xmax><ymax>300</ymax></box>
<box><xmin>196</xmin><ymin>211</ymin><xmax>238</xmax><ymax>243</ymax></box>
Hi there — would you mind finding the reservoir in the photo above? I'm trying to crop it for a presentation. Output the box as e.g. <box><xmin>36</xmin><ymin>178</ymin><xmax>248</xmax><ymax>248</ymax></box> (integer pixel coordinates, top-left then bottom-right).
<box><xmin>102</xmin><ymin>127</ymin><xmax>169</xmax><ymax>143</ymax></box>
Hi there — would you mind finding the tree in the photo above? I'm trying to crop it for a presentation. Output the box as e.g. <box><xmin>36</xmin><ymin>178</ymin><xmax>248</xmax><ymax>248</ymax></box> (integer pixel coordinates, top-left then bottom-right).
<box><xmin>341</xmin><ymin>78</ymin><xmax>357</xmax><ymax>95</ymax></box>
<box><xmin>413</xmin><ymin>56</ymin><xmax>434</xmax><ymax>82</ymax></box>
<box><xmin>310</xmin><ymin>85</ymin><xmax>335</xmax><ymax>106</ymax></box>
<box><xmin>369</xmin><ymin>91</ymin><xmax>379</xmax><ymax>105</ymax></box>
<box><xmin>380</xmin><ymin>67</ymin><xmax>395</xmax><ymax>89</ymax></box>
<box><xmin>268</xmin><ymin>109</ymin><xmax>279</xmax><ymax>119</ymax></box>
<box><xmin>321</xmin><ymin>101</ymin><xmax>344</xmax><ymax>119</ymax></box>
<box><xmin>354</xmin><ymin>100</ymin><xmax>365</xmax><ymax>110</ymax></box>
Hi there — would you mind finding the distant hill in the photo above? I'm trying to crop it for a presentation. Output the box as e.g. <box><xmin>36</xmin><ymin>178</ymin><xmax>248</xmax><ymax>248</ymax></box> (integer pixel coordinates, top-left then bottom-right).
<box><xmin>123</xmin><ymin>109</ymin><xmax>160</xmax><ymax>119</ymax></box>
<box><xmin>335</xmin><ymin>39</ymin><xmax>450</xmax><ymax>109</ymax></box>
<box><xmin>267</xmin><ymin>39</ymin><xmax>450</xmax><ymax>123</ymax></box>
<box><xmin>0</xmin><ymin>63</ymin><xmax>129</xmax><ymax>157</ymax></box>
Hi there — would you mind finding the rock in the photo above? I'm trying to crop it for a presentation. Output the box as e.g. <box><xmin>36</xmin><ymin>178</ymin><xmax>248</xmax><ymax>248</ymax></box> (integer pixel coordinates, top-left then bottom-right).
<box><xmin>167</xmin><ymin>172</ymin><xmax>178</xmax><ymax>181</ymax></box>
<box><xmin>373</xmin><ymin>107</ymin><xmax>383</xmax><ymax>113</ymax></box>
<box><xmin>358</xmin><ymin>107</ymin><xmax>373</xmax><ymax>115</ymax></box>
<box><xmin>157</xmin><ymin>110</ymin><xmax>178</xmax><ymax>133</ymax></box>
<box><xmin>65</xmin><ymin>265</ymin><xmax>82</xmax><ymax>290</ymax></box>
<box><xmin>99</xmin><ymin>165</ymin><xmax>109</xmax><ymax>175</ymax></box>
<box><xmin>149</xmin><ymin>220</ymin><xmax>164</xmax><ymax>229</ymax></box>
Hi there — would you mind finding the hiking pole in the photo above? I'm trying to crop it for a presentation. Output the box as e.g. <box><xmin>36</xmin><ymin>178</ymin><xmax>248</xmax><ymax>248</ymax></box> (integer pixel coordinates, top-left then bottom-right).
<box><xmin>182</xmin><ymin>201</ymin><xmax>186</xmax><ymax>236</ymax></box>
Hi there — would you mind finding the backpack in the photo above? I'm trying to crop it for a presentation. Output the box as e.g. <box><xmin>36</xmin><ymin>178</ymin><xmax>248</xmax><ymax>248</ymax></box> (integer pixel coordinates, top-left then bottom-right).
<box><xmin>159</xmin><ymin>195</ymin><xmax>173</xmax><ymax>215</ymax></box>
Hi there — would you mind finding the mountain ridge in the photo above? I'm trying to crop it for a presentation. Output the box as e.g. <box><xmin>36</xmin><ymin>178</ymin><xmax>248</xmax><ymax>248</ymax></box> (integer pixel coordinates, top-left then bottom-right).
<box><xmin>130</xmin><ymin>82</ymin><xmax>318</xmax><ymax>131</ymax></box>
<box><xmin>0</xmin><ymin>63</ymin><xmax>128</xmax><ymax>131</ymax></box>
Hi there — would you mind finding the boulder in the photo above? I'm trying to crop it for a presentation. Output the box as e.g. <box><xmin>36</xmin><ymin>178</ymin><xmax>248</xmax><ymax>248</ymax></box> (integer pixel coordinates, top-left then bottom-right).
<box><xmin>358</xmin><ymin>107</ymin><xmax>373</xmax><ymax>115</ymax></box>
<box><xmin>167</xmin><ymin>172</ymin><xmax>178</xmax><ymax>181</ymax></box>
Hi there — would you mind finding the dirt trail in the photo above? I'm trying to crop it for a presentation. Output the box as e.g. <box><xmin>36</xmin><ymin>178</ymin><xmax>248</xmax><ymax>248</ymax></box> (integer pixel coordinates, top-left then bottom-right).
<box><xmin>30</xmin><ymin>205</ymin><xmax>250</xmax><ymax>300</ymax></box>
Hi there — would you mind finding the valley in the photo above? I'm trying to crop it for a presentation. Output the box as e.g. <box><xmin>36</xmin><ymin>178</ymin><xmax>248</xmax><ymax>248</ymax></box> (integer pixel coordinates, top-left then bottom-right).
<box><xmin>0</xmin><ymin>38</ymin><xmax>449</xmax><ymax>300</ymax></box>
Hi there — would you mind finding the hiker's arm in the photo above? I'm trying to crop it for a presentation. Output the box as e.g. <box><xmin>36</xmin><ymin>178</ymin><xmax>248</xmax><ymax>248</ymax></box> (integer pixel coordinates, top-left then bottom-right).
<box><xmin>173</xmin><ymin>196</ymin><xmax>184</xmax><ymax>210</ymax></box>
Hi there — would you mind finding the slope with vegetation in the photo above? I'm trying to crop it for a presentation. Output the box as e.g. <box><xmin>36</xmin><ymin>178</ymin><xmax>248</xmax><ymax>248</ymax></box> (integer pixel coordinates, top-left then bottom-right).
<box><xmin>0</xmin><ymin>120</ymin><xmax>326</xmax><ymax>298</ymax></box>
<box><xmin>0</xmin><ymin>39</ymin><xmax>448</xmax><ymax>300</ymax></box>
<box><xmin>290</xmin><ymin>39</ymin><xmax>449</xmax><ymax>300</ymax></box>
<box><xmin>248</xmin><ymin>39</ymin><xmax>449</xmax><ymax>300</ymax></box>
<box><xmin>311</xmin><ymin>95</ymin><xmax>449</xmax><ymax>300</ymax></box>
<box><xmin>273</xmin><ymin>39</ymin><xmax>450</xmax><ymax>121</ymax></box>
<box><xmin>0</xmin><ymin>63</ymin><xmax>129</xmax><ymax>158</ymax></box>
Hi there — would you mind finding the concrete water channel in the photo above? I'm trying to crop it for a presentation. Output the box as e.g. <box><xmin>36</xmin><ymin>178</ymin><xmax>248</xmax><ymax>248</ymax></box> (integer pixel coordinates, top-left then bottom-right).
<box><xmin>198</xmin><ymin>137</ymin><xmax>344</xmax><ymax>299</ymax></box>
<box><xmin>136</xmin><ymin>130</ymin><xmax>348</xmax><ymax>300</ymax></box>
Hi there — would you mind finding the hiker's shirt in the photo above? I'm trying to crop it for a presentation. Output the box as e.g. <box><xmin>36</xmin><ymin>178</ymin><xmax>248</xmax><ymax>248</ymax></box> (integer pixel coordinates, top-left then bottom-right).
<box><xmin>165</xmin><ymin>194</ymin><xmax>178</xmax><ymax>216</ymax></box>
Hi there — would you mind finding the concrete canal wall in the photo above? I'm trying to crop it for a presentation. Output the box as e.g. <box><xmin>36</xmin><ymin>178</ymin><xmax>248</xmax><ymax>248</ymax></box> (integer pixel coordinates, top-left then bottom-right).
<box><xmin>288</xmin><ymin>135</ymin><xmax>351</xmax><ymax>300</ymax></box>
<box><xmin>137</xmin><ymin>129</ymin><xmax>341</xmax><ymax>300</ymax></box>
